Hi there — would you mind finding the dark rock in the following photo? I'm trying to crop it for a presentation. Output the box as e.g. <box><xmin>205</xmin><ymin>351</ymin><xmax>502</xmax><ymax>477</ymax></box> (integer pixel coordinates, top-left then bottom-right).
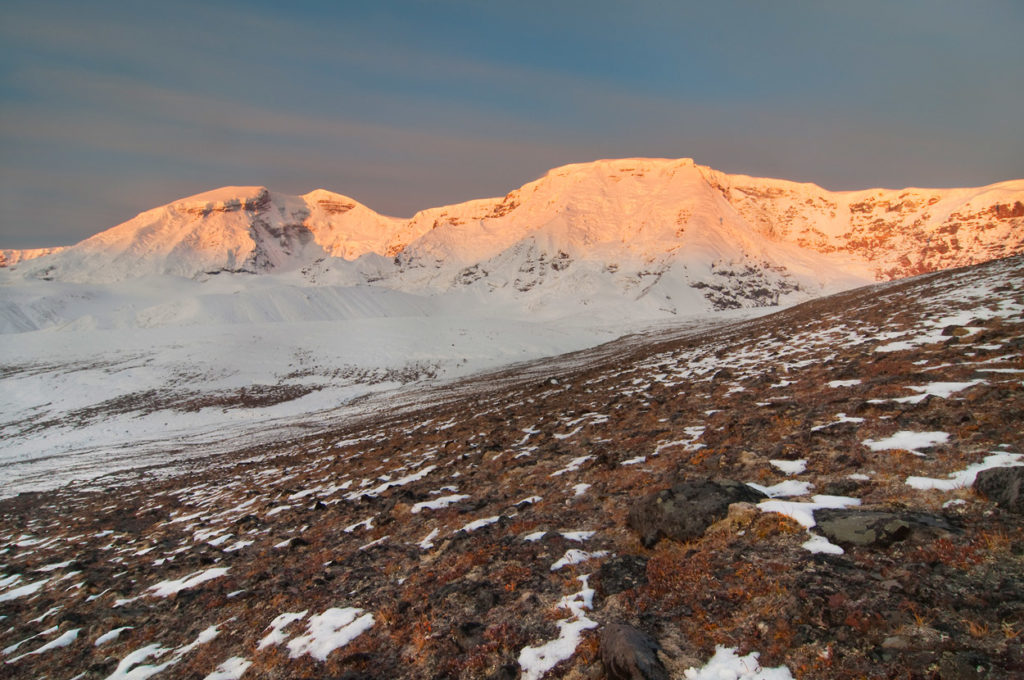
<box><xmin>939</xmin><ymin>651</ymin><xmax>990</xmax><ymax>679</ymax></box>
<box><xmin>600</xmin><ymin>623</ymin><xmax>669</xmax><ymax>680</ymax></box>
<box><xmin>822</xmin><ymin>478</ymin><xmax>865</xmax><ymax>496</ymax></box>
<box><xmin>487</xmin><ymin>664</ymin><xmax>519</xmax><ymax>680</ymax></box>
<box><xmin>596</xmin><ymin>555</ymin><xmax>648</xmax><ymax>596</ymax></box>
<box><xmin>627</xmin><ymin>479</ymin><xmax>766</xmax><ymax>548</ymax></box>
<box><xmin>973</xmin><ymin>465</ymin><xmax>1024</xmax><ymax>513</ymax></box>
<box><xmin>814</xmin><ymin>509</ymin><xmax>956</xmax><ymax>548</ymax></box>
<box><xmin>453</xmin><ymin>621</ymin><xmax>485</xmax><ymax>651</ymax></box>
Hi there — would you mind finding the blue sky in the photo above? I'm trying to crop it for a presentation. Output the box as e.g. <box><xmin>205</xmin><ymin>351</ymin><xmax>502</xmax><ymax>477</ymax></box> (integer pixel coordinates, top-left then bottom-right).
<box><xmin>2</xmin><ymin>1</ymin><xmax>1022</xmax><ymax>248</ymax></box>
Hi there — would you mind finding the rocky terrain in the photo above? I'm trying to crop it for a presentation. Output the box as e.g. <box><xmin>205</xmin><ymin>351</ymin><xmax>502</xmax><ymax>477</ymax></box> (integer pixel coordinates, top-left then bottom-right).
<box><xmin>1</xmin><ymin>254</ymin><xmax>1022</xmax><ymax>679</ymax></box>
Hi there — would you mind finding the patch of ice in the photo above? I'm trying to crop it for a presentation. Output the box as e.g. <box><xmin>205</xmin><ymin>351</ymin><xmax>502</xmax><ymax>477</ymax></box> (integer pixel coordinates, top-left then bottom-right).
<box><xmin>572</xmin><ymin>483</ymin><xmax>591</xmax><ymax>497</ymax></box>
<box><xmin>147</xmin><ymin>567</ymin><xmax>228</xmax><ymax>598</ymax></box>
<box><xmin>417</xmin><ymin>528</ymin><xmax>440</xmax><ymax>550</ymax></box>
<box><xmin>524</xmin><ymin>531</ymin><xmax>547</xmax><ymax>542</ymax></box>
<box><xmin>411</xmin><ymin>494</ymin><xmax>469</xmax><ymax>514</ymax></box>
<box><xmin>906</xmin><ymin>380</ymin><xmax>984</xmax><ymax>399</ymax></box>
<box><xmin>758</xmin><ymin>495</ymin><xmax>860</xmax><ymax>529</ymax></box>
<box><xmin>0</xmin><ymin>573</ymin><xmax>21</xmax><ymax>589</ymax></box>
<box><xmin>518</xmin><ymin>575</ymin><xmax>597</xmax><ymax>680</ymax></box>
<box><xmin>286</xmin><ymin>608</ymin><xmax>375</xmax><ymax>661</ymax></box>
<box><xmin>810</xmin><ymin>413</ymin><xmax>865</xmax><ymax>431</ymax></box>
<box><xmin>684</xmin><ymin>645</ymin><xmax>794</xmax><ymax>679</ymax></box>
<box><xmin>550</xmin><ymin>549</ymin><xmax>610</xmax><ymax>571</ymax></box>
<box><xmin>223</xmin><ymin>539</ymin><xmax>253</xmax><ymax>552</ymax></box>
<box><xmin>620</xmin><ymin>456</ymin><xmax>646</xmax><ymax>466</ymax></box>
<box><xmin>5</xmin><ymin>627</ymin><xmax>77</xmax><ymax>662</ymax></box>
<box><xmin>560</xmin><ymin>531</ymin><xmax>595</xmax><ymax>542</ymax></box>
<box><xmin>827</xmin><ymin>379</ymin><xmax>861</xmax><ymax>388</ymax></box>
<box><xmin>204</xmin><ymin>657</ymin><xmax>252</xmax><ymax>680</ymax></box>
<box><xmin>103</xmin><ymin>643</ymin><xmax>172</xmax><ymax>680</ymax></box>
<box><xmin>344</xmin><ymin>517</ymin><xmax>374</xmax><ymax>533</ymax></box>
<box><xmin>863</xmin><ymin>431</ymin><xmax>949</xmax><ymax>454</ymax></box>
<box><xmin>769</xmin><ymin>459</ymin><xmax>807</xmax><ymax>475</ymax></box>
<box><xmin>906</xmin><ymin>452</ymin><xmax>1024</xmax><ymax>491</ymax></box>
<box><xmin>748</xmin><ymin>480</ymin><xmax>812</xmax><ymax>498</ymax></box>
<box><xmin>95</xmin><ymin>627</ymin><xmax>133</xmax><ymax>646</ymax></box>
<box><xmin>551</xmin><ymin>456</ymin><xmax>593</xmax><ymax>477</ymax></box>
<box><xmin>258</xmin><ymin>611</ymin><xmax>308</xmax><ymax>649</ymax></box>
<box><xmin>459</xmin><ymin>516</ymin><xmax>501</xmax><ymax>533</ymax></box>
<box><xmin>0</xmin><ymin>577</ymin><xmax>47</xmax><ymax>602</ymax></box>
<box><xmin>358</xmin><ymin>535</ymin><xmax>388</xmax><ymax>551</ymax></box>
<box><xmin>802</xmin><ymin>534</ymin><xmax>844</xmax><ymax>555</ymax></box>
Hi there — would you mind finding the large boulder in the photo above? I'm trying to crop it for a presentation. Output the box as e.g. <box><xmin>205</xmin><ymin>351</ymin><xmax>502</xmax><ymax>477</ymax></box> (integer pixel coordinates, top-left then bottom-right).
<box><xmin>600</xmin><ymin>623</ymin><xmax>669</xmax><ymax>680</ymax></box>
<box><xmin>973</xmin><ymin>466</ymin><xmax>1024</xmax><ymax>513</ymax></box>
<box><xmin>627</xmin><ymin>479</ymin><xmax>766</xmax><ymax>548</ymax></box>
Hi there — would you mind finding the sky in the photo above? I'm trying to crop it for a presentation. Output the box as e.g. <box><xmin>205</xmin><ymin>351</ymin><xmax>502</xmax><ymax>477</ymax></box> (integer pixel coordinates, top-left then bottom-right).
<box><xmin>2</xmin><ymin>1</ymin><xmax>1023</xmax><ymax>248</ymax></box>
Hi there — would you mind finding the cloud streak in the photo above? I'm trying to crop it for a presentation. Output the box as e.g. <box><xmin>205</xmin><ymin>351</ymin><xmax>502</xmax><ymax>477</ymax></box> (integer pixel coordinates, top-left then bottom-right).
<box><xmin>1</xmin><ymin>1</ymin><xmax>1022</xmax><ymax>247</ymax></box>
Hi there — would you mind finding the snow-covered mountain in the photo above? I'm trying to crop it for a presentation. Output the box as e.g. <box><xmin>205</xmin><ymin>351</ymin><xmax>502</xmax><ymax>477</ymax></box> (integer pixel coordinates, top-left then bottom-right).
<box><xmin>1</xmin><ymin>158</ymin><xmax>1021</xmax><ymax>495</ymax></box>
<box><xmin>6</xmin><ymin>158</ymin><xmax>1021</xmax><ymax>320</ymax></box>
<box><xmin>0</xmin><ymin>246</ymin><xmax>66</xmax><ymax>267</ymax></box>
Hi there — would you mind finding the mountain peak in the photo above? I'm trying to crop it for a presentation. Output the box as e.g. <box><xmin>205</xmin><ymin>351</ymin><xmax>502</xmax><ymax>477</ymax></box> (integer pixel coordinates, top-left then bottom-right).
<box><xmin>172</xmin><ymin>186</ymin><xmax>271</xmax><ymax>215</ymax></box>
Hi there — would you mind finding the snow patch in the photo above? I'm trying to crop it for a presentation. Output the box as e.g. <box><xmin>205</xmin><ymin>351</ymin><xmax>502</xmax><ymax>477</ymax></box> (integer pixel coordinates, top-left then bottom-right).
<box><xmin>906</xmin><ymin>452</ymin><xmax>1024</xmax><ymax>491</ymax></box>
<box><xmin>684</xmin><ymin>645</ymin><xmax>794</xmax><ymax>679</ymax></box>
<box><xmin>286</xmin><ymin>608</ymin><xmax>375</xmax><ymax>661</ymax></box>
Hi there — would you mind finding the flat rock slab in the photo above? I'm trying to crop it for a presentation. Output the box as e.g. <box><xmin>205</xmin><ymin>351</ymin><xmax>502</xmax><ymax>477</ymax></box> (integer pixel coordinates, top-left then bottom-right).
<box><xmin>815</xmin><ymin>509</ymin><xmax>957</xmax><ymax>548</ymax></box>
<box><xmin>627</xmin><ymin>479</ymin><xmax>766</xmax><ymax>548</ymax></box>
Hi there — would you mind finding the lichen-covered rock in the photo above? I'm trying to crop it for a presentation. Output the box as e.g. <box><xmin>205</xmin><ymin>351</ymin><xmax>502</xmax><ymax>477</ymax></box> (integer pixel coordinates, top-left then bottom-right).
<box><xmin>600</xmin><ymin>623</ymin><xmax>669</xmax><ymax>680</ymax></box>
<box><xmin>814</xmin><ymin>509</ymin><xmax>955</xmax><ymax>547</ymax></box>
<box><xmin>973</xmin><ymin>466</ymin><xmax>1024</xmax><ymax>513</ymax></box>
<box><xmin>626</xmin><ymin>479</ymin><xmax>766</xmax><ymax>548</ymax></box>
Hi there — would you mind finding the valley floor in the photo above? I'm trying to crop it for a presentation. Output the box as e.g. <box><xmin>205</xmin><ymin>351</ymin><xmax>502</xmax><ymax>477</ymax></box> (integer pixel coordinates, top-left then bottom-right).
<box><xmin>1</xmin><ymin>256</ymin><xmax>1022</xmax><ymax>679</ymax></box>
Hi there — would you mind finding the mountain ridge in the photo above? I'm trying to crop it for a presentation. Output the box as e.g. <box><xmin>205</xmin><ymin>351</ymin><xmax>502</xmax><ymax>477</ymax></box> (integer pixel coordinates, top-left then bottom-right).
<box><xmin>6</xmin><ymin>158</ymin><xmax>1021</xmax><ymax>285</ymax></box>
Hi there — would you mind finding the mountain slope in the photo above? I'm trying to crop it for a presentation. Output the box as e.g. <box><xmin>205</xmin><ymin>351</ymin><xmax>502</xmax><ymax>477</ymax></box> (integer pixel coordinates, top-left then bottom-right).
<box><xmin>1</xmin><ymin>255</ymin><xmax>1021</xmax><ymax>680</ymax></box>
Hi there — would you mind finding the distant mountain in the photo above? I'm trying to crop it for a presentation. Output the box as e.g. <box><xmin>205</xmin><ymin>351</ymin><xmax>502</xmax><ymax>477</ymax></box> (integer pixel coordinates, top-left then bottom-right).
<box><xmin>3</xmin><ymin>158</ymin><xmax>1021</xmax><ymax>323</ymax></box>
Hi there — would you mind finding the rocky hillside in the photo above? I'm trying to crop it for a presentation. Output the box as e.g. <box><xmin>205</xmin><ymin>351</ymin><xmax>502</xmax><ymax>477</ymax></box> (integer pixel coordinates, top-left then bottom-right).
<box><xmin>1</xmin><ymin>255</ymin><xmax>1022</xmax><ymax>679</ymax></box>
